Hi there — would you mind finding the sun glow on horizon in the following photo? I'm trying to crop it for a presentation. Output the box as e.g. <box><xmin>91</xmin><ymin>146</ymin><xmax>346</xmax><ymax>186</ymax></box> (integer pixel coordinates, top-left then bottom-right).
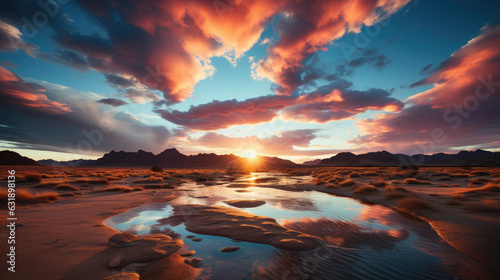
<box><xmin>242</xmin><ymin>150</ymin><xmax>258</xmax><ymax>158</ymax></box>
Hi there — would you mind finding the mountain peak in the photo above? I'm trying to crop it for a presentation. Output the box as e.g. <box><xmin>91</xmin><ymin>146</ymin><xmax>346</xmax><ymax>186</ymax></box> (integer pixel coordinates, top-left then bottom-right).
<box><xmin>0</xmin><ymin>150</ymin><xmax>39</xmax><ymax>166</ymax></box>
<box><xmin>158</xmin><ymin>148</ymin><xmax>181</xmax><ymax>155</ymax></box>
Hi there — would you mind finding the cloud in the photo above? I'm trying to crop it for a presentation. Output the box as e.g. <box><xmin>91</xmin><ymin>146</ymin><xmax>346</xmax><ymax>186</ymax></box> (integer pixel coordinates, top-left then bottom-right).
<box><xmin>351</xmin><ymin>24</ymin><xmax>500</xmax><ymax>154</ymax></box>
<box><xmin>346</xmin><ymin>48</ymin><xmax>390</xmax><ymax>70</ymax></box>
<box><xmin>0</xmin><ymin>66</ymin><xmax>71</xmax><ymax>114</ymax></box>
<box><xmin>0</xmin><ymin>69</ymin><xmax>172</xmax><ymax>156</ymax></box>
<box><xmin>1</xmin><ymin>0</ymin><xmax>409</xmax><ymax>104</ymax></box>
<box><xmin>156</xmin><ymin>79</ymin><xmax>402</xmax><ymax>130</ymax></box>
<box><xmin>104</xmin><ymin>73</ymin><xmax>136</xmax><ymax>88</ymax></box>
<box><xmin>123</xmin><ymin>88</ymin><xmax>161</xmax><ymax>104</ymax></box>
<box><xmin>419</xmin><ymin>63</ymin><xmax>433</xmax><ymax>75</ymax></box>
<box><xmin>252</xmin><ymin>0</ymin><xmax>410</xmax><ymax>95</ymax></box>
<box><xmin>97</xmin><ymin>98</ymin><xmax>129</xmax><ymax>107</ymax></box>
<box><xmin>155</xmin><ymin>95</ymin><xmax>292</xmax><ymax>130</ymax></box>
<box><xmin>34</xmin><ymin>0</ymin><xmax>287</xmax><ymax>103</ymax></box>
<box><xmin>0</xmin><ymin>20</ymin><xmax>38</xmax><ymax>57</ymax></box>
<box><xmin>259</xmin><ymin>37</ymin><xmax>270</xmax><ymax>45</ymax></box>
<box><xmin>282</xmin><ymin>80</ymin><xmax>403</xmax><ymax>123</ymax></box>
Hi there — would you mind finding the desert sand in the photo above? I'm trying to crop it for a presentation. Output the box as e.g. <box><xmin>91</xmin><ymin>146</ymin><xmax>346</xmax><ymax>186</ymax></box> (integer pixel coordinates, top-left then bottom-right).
<box><xmin>1</xmin><ymin>166</ymin><xmax>500</xmax><ymax>279</ymax></box>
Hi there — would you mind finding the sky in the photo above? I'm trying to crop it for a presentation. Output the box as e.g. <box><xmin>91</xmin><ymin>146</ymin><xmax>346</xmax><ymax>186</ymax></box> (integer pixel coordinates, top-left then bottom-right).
<box><xmin>0</xmin><ymin>0</ymin><xmax>499</xmax><ymax>163</ymax></box>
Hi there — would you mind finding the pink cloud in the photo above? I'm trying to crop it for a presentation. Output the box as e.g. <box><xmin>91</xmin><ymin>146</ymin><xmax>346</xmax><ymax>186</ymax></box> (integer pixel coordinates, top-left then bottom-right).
<box><xmin>351</xmin><ymin>24</ymin><xmax>500</xmax><ymax>154</ymax></box>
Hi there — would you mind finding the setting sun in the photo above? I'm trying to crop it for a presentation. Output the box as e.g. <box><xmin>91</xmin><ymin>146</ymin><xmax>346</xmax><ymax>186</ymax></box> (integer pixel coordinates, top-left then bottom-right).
<box><xmin>243</xmin><ymin>150</ymin><xmax>258</xmax><ymax>158</ymax></box>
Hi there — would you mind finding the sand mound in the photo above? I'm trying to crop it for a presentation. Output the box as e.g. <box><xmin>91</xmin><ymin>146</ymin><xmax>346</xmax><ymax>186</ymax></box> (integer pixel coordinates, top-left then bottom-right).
<box><xmin>180</xmin><ymin>250</ymin><xmax>196</xmax><ymax>257</ymax></box>
<box><xmin>159</xmin><ymin>204</ymin><xmax>322</xmax><ymax>250</ymax></box>
<box><xmin>62</xmin><ymin>233</ymin><xmax>182</xmax><ymax>280</ymax></box>
<box><xmin>223</xmin><ymin>199</ymin><xmax>266</xmax><ymax>208</ymax></box>
<box><xmin>220</xmin><ymin>246</ymin><xmax>240</xmax><ymax>253</ymax></box>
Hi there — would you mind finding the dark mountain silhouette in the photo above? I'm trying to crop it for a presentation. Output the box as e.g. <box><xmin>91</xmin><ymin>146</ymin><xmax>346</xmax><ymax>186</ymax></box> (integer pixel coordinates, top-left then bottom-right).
<box><xmin>95</xmin><ymin>149</ymin><xmax>156</xmax><ymax>166</ymax></box>
<box><xmin>18</xmin><ymin>148</ymin><xmax>500</xmax><ymax>168</ymax></box>
<box><xmin>0</xmin><ymin>150</ymin><xmax>39</xmax><ymax>166</ymax></box>
<box><xmin>38</xmin><ymin>148</ymin><xmax>297</xmax><ymax>169</ymax></box>
<box><xmin>318</xmin><ymin>149</ymin><xmax>500</xmax><ymax>167</ymax></box>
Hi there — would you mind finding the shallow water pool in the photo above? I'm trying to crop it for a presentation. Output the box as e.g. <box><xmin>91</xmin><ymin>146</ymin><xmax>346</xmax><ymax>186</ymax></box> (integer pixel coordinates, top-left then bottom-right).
<box><xmin>105</xmin><ymin>173</ymin><xmax>492</xmax><ymax>280</ymax></box>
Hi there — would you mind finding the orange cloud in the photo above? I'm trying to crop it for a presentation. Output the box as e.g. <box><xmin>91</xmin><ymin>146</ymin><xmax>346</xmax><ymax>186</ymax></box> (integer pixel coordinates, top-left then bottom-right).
<box><xmin>24</xmin><ymin>0</ymin><xmax>409</xmax><ymax>103</ymax></box>
<box><xmin>0</xmin><ymin>66</ymin><xmax>71</xmax><ymax>114</ymax></box>
<box><xmin>252</xmin><ymin>0</ymin><xmax>410</xmax><ymax>94</ymax></box>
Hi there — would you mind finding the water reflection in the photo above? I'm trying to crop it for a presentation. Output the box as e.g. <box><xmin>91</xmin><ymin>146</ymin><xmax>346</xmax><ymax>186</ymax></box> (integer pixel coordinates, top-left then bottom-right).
<box><xmin>104</xmin><ymin>172</ymin><xmax>494</xmax><ymax>280</ymax></box>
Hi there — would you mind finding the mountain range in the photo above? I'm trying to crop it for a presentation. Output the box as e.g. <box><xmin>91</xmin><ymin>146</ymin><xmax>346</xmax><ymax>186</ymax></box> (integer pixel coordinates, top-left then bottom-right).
<box><xmin>317</xmin><ymin>149</ymin><xmax>500</xmax><ymax>167</ymax></box>
<box><xmin>2</xmin><ymin>149</ymin><xmax>500</xmax><ymax>167</ymax></box>
<box><xmin>36</xmin><ymin>148</ymin><xmax>297</xmax><ymax>169</ymax></box>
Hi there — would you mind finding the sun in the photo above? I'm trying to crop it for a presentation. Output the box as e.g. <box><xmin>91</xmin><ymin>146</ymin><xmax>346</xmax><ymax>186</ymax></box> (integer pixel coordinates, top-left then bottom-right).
<box><xmin>243</xmin><ymin>150</ymin><xmax>257</xmax><ymax>158</ymax></box>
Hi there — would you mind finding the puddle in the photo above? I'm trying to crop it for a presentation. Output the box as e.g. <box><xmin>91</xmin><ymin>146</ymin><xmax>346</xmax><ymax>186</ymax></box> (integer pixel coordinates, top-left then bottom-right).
<box><xmin>105</xmin><ymin>173</ymin><xmax>491</xmax><ymax>280</ymax></box>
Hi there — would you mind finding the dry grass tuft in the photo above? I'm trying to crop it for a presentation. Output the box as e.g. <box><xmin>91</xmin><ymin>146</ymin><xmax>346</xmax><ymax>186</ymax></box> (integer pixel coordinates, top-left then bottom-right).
<box><xmin>325</xmin><ymin>183</ymin><xmax>338</xmax><ymax>188</ymax></box>
<box><xmin>353</xmin><ymin>185</ymin><xmax>378</xmax><ymax>194</ymax></box>
<box><xmin>404</xmin><ymin>178</ymin><xmax>431</xmax><ymax>185</ymax></box>
<box><xmin>369</xmin><ymin>180</ymin><xmax>388</xmax><ymax>188</ymax></box>
<box><xmin>327</xmin><ymin>176</ymin><xmax>344</xmax><ymax>184</ymax></box>
<box><xmin>397</xmin><ymin>197</ymin><xmax>431</xmax><ymax>211</ymax></box>
<box><xmin>24</xmin><ymin>174</ymin><xmax>42</xmax><ymax>182</ymax></box>
<box><xmin>151</xmin><ymin>165</ymin><xmax>163</xmax><ymax>172</ymax></box>
<box><xmin>462</xmin><ymin>182</ymin><xmax>500</xmax><ymax>194</ymax></box>
<box><xmin>338</xmin><ymin>179</ymin><xmax>357</xmax><ymax>187</ymax></box>
<box><xmin>0</xmin><ymin>190</ymin><xmax>58</xmax><ymax>205</ymax></box>
<box><xmin>348</xmin><ymin>172</ymin><xmax>361</xmax><ymax>178</ymax></box>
